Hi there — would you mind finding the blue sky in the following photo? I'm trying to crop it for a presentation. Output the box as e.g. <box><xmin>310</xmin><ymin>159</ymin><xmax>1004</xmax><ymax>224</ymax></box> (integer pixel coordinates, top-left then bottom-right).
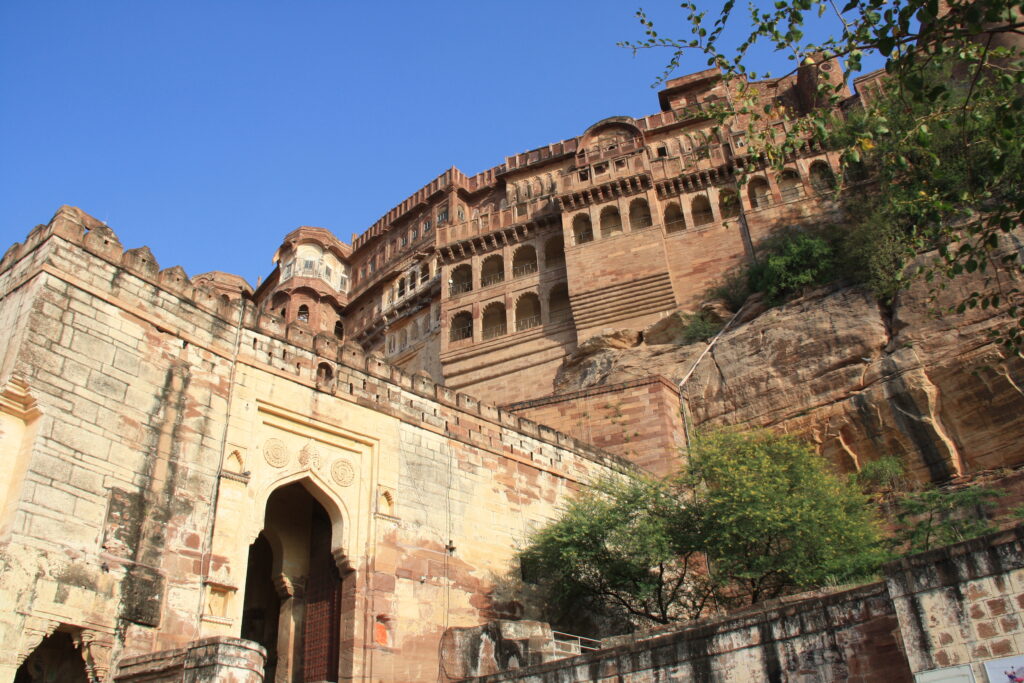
<box><xmin>0</xmin><ymin>1</ymin><xmax>877</xmax><ymax>286</ymax></box>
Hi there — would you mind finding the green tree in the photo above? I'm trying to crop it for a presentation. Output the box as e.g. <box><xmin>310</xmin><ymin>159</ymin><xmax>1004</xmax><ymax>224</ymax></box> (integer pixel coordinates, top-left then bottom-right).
<box><xmin>624</xmin><ymin>0</ymin><xmax>1024</xmax><ymax>352</ymax></box>
<box><xmin>518</xmin><ymin>476</ymin><xmax>712</xmax><ymax>627</ymax></box>
<box><xmin>684</xmin><ymin>430</ymin><xmax>887</xmax><ymax>604</ymax></box>
<box><xmin>519</xmin><ymin>430</ymin><xmax>886</xmax><ymax>629</ymax></box>
<box><xmin>747</xmin><ymin>229</ymin><xmax>838</xmax><ymax>304</ymax></box>
<box><xmin>894</xmin><ymin>485</ymin><xmax>1003</xmax><ymax>552</ymax></box>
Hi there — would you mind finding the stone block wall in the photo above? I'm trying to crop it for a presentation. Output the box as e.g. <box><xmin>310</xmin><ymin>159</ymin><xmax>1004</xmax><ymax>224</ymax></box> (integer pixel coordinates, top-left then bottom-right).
<box><xmin>0</xmin><ymin>208</ymin><xmax>636</xmax><ymax>681</ymax></box>
<box><xmin>461</xmin><ymin>526</ymin><xmax>1024</xmax><ymax>683</ymax></box>
<box><xmin>114</xmin><ymin>637</ymin><xmax>265</xmax><ymax>682</ymax></box>
<box><xmin>887</xmin><ymin>526</ymin><xmax>1024</xmax><ymax>676</ymax></box>
<box><xmin>503</xmin><ymin>376</ymin><xmax>686</xmax><ymax>476</ymax></box>
<box><xmin>468</xmin><ymin>582</ymin><xmax>912</xmax><ymax>683</ymax></box>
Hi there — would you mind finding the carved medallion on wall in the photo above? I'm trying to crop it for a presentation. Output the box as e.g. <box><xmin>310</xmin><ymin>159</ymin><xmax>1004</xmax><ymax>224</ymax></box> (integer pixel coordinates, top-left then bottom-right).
<box><xmin>331</xmin><ymin>459</ymin><xmax>355</xmax><ymax>487</ymax></box>
<box><xmin>263</xmin><ymin>438</ymin><xmax>289</xmax><ymax>468</ymax></box>
<box><xmin>299</xmin><ymin>441</ymin><xmax>322</xmax><ymax>470</ymax></box>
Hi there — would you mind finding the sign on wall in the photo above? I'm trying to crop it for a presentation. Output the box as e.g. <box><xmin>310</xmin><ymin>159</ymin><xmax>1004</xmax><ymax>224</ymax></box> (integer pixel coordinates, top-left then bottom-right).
<box><xmin>915</xmin><ymin>666</ymin><xmax>975</xmax><ymax>683</ymax></box>
<box><xmin>984</xmin><ymin>656</ymin><xmax>1024</xmax><ymax>683</ymax></box>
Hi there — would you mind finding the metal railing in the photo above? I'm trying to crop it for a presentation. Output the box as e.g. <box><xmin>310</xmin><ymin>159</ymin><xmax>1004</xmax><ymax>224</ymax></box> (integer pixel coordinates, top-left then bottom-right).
<box><xmin>481</xmin><ymin>273</ymin><xmax>504</xmax><ymax>287</ymax></box>
<box><xmin>551</xmin><ymin>631</ymin><xmax>602</xmax><ymax>657</ymax></box>
<box><xmin>512</xmin><ymin>262</ymin><xmax>538</xmax><ymax>278</ymax></box>
<box><xmin>482</xmin><ymin>324</ymin><xmax>507</xmax><ymax>340</ymax></box>
<box><xmin>516</xmin><ymin>315</ymin><xmax>541</xmax><ymax>332</ymax></box>
<box><xmin>450</xmin><ymin>325</ymin><xmax>473</xmax><ymax>342</ymax></box>
<box><xmin>574</xmin><ymin>229</ymin><xmax>594</xmax><ymax>245</ymax></box>
<box><xmin>449</xmin><ymin>282</ymin><xmax>472</xmax><ymax>296</ymax></box>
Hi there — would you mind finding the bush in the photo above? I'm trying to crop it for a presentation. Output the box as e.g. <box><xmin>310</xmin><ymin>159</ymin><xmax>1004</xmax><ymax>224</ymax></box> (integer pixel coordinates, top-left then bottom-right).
<box><xmin>680</xmin><ymin>312</ymin><xmax>723</xmax><ymax>344</ymax></box>
<box><xmin>748</xmin><ymin>230</ymin><xmax>837</xmax><ymax>304</ymax></box>
<box><xmin>519</xmin><ymin>429</ymin><xmax>887</xmax><ymax>629</ymax></box>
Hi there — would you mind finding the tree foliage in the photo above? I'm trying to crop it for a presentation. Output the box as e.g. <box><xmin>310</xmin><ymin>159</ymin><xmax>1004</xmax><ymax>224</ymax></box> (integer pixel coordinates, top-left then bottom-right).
<box><xmin>624</xmin><ymin>0</ymin><xmax>1024</xmax><ymax>353</ymax></box>
<box><xmin>519</xmin><ymin>430</ymin><xmax>886</xmax><ymax>629</ymax></box>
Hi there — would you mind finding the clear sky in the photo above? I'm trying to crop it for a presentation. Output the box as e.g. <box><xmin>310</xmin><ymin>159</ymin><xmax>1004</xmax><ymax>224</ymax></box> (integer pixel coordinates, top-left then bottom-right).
<box><xmin>0</xmin><ymin>1</ymin><xmax>877</xmax><ymax>287</ymax></box>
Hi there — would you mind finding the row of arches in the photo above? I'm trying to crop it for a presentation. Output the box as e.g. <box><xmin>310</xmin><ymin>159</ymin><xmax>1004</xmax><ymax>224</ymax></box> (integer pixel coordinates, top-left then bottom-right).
<box><xmin>571</xmin><ymin>199</ymin><xmax>653</xmax><ymax>244</ymax></box>
<box><xmin>570</xmin><ymin>161</ymin><xmax>836</xmax><ymax>243</ymax></box>
<box><xmin>449</xmin><ymin>284</ymin><xmax>572</xmax><ymax>343</ymax></box>
<box><xmin>448</xmin><ymin>237</ymin><xmax>565</xmax><ymax>297</ymax></box>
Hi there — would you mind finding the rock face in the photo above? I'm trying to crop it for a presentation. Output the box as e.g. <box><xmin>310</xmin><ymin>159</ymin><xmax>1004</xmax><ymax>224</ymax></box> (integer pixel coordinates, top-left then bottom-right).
<box><xmin>554</xmin><ymin>263</ymin><xmax>1024</xmax><ymax>482</ymax></box>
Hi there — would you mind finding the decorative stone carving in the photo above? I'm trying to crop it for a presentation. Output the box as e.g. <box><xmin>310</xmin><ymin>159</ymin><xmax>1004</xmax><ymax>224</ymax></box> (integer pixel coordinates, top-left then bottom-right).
<box><xmin>263</xmin><ymin>438</ymin><xmax>288</xmax><ymax>467</ymax></box>
<box><xmin>76</xmin><ymin>630</ymin><xmax>114</xmax><ymax>683</ymax></box>
<box><xmin>331</xmin><ymin>458</ymin><xmax>354</xmax><ymax>487</ymax></box>
<box><xmin>299</xmin><ymin>441</ymin><xmax>321</xmax><ymax>470</ymax></box>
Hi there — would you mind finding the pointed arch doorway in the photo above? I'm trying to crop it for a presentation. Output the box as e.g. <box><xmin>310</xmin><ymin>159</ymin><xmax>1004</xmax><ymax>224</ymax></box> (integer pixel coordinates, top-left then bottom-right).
<box><xmin>242</xmin><ymin>480</ymin><xmax>351</xmax><ymax>682</ymax></box>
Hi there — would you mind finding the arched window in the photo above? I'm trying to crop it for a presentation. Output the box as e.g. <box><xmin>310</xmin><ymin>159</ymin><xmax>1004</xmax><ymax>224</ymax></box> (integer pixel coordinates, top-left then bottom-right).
<box><xmin>515</xmin><ymin>293</ymin><xmax>542</xmax><ymax>332</ymax></box>
<box><xmin>548</xmin><ymin>284</ymin><xmax>572</xmax><ymax>324</ymax></box>
<box><xmin>809</xmin><ymin>161</ymin><xmax>836</xmax><ymax>193</ymax></box>
<box><xmin>449</xmin><ymin>311</ymin><xmax>473</xmax><ymax>342</ymax></box>
<box><xmin>748</xmin><ymin>178</ymin><xmax>771</xmax><ymax>209</ymax></box>
<box><xmin>297</xmin><ymin>304</ymin><xmax>310</xmax><ymax>323</ymax></box>
<box><xmin>481</xmin><ymin>255</ymin><xmax>504</xmax><ymax>287</ymax></box>
<box><xmin>449</xmin><ymin>264</ymin><xmax>472</xmax><ymax>296</ymax></box>
<box><xmin>629</xmin><ymin>199</ymin><xmax>653</xmax><ymax>230</ymax></box>
<box><xmin>398</xmin><ymin>329</ymin><xmax>407</xmax><ymax>349</ymax></box>
<box><xmin>600</xmin><ymin>206</ymin><xmax>623</xmax><ymax>237</ymax></box>
<box><xmin>718</xmin><ymin>190</ymin><xmax>740</xmax><ymax>219</ymax></box>
<box><xmin>691</xmin><ymin>196</ymin><xmax>714</xmax><ymax>226</ymax></box>
<box><xmin>482</xmin><ymin>302</ymin><xmax>507</xmax><ymax>340</ymax></box>
<box><xmin>317</xmin><ymin>362</ymin><xmax>333</xmax><ymax>384</ymax></box>
<box><xmin>544</xmin><ymin>236</ymin><xmax>565</xmax><ymax>267</ymax></box>
<box><xmin>512</xmin><ymin>245</ymin><xmax>538</xmax><ymax>277</ymax></box>
<box><xmin>778</xmin><ymin>169</ymin><xmax>804</xmax><ymax>201</ymax></box>
<box><xmin>420</xmin><ymin>264</ymin><xmax>430</xmax><ymax>284</ymax></box>
<box><xmin>664</xmin><ymin>203</ymin><xmax>685</xmax><ymax>233</ymax></box>
<box><xmin>334</xmin><ymin>320</ymin><xmax>344</xmax><ymax>339</ymax></box>
<box><xmin>572</xmin><ymin>214</ymin><xmax>594</xmax><ymax>244</ymax></box>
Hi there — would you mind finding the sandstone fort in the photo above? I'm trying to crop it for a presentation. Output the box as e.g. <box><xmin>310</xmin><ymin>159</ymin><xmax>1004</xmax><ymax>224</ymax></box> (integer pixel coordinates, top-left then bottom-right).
<box><xmin>2</xmin><ymin>45</ymin><xmax>1024</xmax><ymax>682</ymax></box>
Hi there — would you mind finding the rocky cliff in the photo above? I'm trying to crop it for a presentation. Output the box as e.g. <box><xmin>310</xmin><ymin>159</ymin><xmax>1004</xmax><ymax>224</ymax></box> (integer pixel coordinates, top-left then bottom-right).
<box><xmin>554</xmin><ymin>255</ymin><xmax>1024</xmax><ymax>482</ymax></box>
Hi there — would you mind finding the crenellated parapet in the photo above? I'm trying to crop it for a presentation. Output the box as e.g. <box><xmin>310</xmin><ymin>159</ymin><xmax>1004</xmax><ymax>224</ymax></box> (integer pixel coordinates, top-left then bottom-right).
<box><xmin>0</xmin><ymin>206</ymin><xmax>250</xmax><ymax>327</ymax></box>
<box><xmin>1</xmin><ymin>207</ymin><xmax>634</xmax><ymax>477</ymax></box>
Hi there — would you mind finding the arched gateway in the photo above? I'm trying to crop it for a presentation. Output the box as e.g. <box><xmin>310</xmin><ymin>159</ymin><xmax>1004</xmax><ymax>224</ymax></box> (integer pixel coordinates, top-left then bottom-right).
<box><xmin>242</xmin><ymin>481</ymin><xmax>352</xmax><ymax>682</ymax></box>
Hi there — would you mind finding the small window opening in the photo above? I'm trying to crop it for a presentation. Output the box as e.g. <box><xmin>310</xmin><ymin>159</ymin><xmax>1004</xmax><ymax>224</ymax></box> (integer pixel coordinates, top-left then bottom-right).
<box><xmin>297</xmin><ymin>305</ymin><xmax>310</xmax><ymax>322</ymax></box>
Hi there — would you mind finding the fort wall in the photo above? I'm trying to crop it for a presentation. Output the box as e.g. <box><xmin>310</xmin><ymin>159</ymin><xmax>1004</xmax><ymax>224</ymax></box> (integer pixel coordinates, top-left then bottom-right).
<box><xmin>0</xmin><ymin>208</ymin><xmax>634</xmax><ymax>681</ymax></box>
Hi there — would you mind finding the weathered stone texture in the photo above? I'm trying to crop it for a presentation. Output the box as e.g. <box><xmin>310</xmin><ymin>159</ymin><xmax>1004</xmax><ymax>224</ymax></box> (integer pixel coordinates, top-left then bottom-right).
<box><xmin>464</xmin><ymin>527</ymin><xmax>1024</xmax><ymax>682</ymax></box>
<box><xmin>0</xmin><ymin>213</ymin><xmax>633</xmax><ymax>680</ymax></box>
<box><xmin>554</xmin><ymin>261</ymin><xmax>1024</xmax><ymax>481</ymax></box>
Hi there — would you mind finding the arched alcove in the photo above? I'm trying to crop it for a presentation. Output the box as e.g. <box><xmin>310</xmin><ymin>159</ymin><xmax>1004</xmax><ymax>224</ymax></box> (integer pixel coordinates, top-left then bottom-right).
<box><xmin>809</xmin><ymin>161</ymin><xmax>836</xmax><ymax>193</ymax></box>
<box><xmin>243</xmin><ymin>480</ymin><xmax>352</xmax><ymax>682</ymax></box>
<box><xmin>628</xmin><ymin>199</ymin><xmax>652</xmax><ymax>230</ymax></box>
<box><xmin>515</xmin><ymin>293</ymin><xmax>542</xmax><ymax>331</ymax></box>
<box><xmin>599</xmin><ymin>206</ymin><xmax>622</xmax><ymax>237</ymax></box>
<box><xmin>748</xmin><ymin>178</ymin><xmax>771</xmax><ymax>209</ymax></box>
<box><xmin>449</xmin><ymin>265</ymin><xmax>472</xmax><ymax>296</ymax></box>
<box><xmin>718</xmin><ymin>190</ymin><xmax>740</xmax><ymax>218</ymax></box>
<box><xmin>450</xmin><ymin>311</ymin><xmax>473</xmax><ymax>342</ymax></box>
<box><xmin>664</xmin><ymin>203</ymin><xmax>685</xmax><ymax>232</ymax></box>
<box><xmin>482</xmin><ymin>302</ymin><xmax>507</xmax><ymax>340</ymax></box>
<box><xmin>572</xmin><ymin>214</ymin><xmax>594</xmax><ymax>244</ymax></box>
<box><xmin>512</xmin><ymin>245</ymin><xmax>538</xmax><ymax>277</ymax></box>
<box><xmin>778</xmin><ymin>169</ymin><xmax>804</xmax><ymax>201</ymax></box>
<box><xmin>691</xmin><ymin>196</ymin><xmax>714</xmax><ymax>226</ymax></box>
<box><xmin>481</xmin><ymin>255</ymin><xmax>504</xmax><ymax>287</ymax></box>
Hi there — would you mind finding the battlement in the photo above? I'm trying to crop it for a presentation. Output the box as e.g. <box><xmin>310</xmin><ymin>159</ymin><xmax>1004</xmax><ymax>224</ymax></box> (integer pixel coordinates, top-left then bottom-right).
<box><xmin>0</xmin><ymin>206</ymin><xmax>635</xmax><ymax>477</ymax></box>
